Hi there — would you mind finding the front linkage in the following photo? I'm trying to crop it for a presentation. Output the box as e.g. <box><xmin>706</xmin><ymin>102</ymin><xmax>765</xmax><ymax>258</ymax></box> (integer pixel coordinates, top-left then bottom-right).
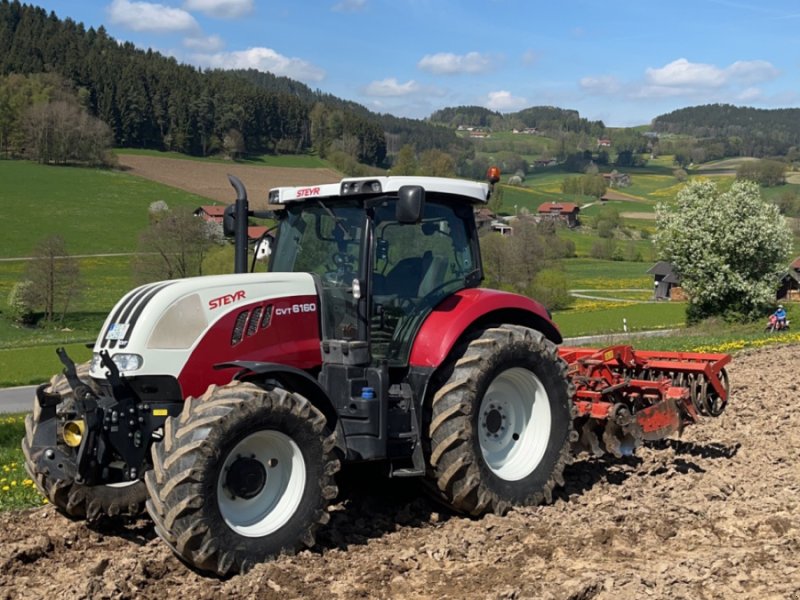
<box><xmin>29</xmin><ymin>348</ymin><xmax>182</xmax><ymax>489</ymax></box>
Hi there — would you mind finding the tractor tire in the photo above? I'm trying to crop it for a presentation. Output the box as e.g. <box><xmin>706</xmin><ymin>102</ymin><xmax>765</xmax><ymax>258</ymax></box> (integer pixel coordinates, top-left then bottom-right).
<box><xmin>426</xmin><ymin>325</ymin><xmax>573</xmax><ymax>516</ymax></box>
<box><xmin>21</xmin><ymin>363</ymin><xmax>148</xmax><ymax>520</ymax></box>
<box><xmin>145</xmin><ymin>381</ymin><xmax>340</xmax><ymax>576</ymax></box>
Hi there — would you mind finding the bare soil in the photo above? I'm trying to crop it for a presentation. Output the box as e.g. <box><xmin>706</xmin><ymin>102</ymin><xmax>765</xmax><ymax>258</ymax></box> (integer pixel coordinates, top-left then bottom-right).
<box><xmin>1</xmin><ymin>345</ymin><xmax>799</xmax><ymax>600</ymax></box>
<box><xmin>116</xmin><ymin>154</ymin><xmax>342</xmax><ymax>208</ymax></box>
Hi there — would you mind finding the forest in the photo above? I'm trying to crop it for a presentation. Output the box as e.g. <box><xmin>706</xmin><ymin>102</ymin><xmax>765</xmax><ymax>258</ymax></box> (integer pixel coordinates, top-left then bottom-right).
<box><xmin>0</xmin><ymin>0</ymin><xmax>466</xmax><ymax>166</ymax></box>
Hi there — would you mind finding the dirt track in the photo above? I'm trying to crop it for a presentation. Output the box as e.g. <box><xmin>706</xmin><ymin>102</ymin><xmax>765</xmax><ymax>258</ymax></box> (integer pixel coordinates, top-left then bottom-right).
<box><xmin>1</xmin><ymin>345</ymin><xmax>799</xmax><ymax>600</ymax></box>
<box><xmin>116</xmin><ymin>154</ymin><xmax>341</xmax><ymax>207</ymax></box>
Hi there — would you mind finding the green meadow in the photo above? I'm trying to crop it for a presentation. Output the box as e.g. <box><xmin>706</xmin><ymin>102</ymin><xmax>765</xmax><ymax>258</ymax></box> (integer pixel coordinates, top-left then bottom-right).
<box><xmin>1</xmin><ymin>154</ymin><xmax>795</xmax><ymax>388</ymax></box>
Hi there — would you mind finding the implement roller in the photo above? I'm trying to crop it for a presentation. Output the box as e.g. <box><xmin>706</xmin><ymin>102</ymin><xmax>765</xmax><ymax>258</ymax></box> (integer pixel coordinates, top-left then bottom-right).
<box><xmin>559</xmin><ymin>345</ymin><xmax>731</xmax><ymax>457</ymax></box>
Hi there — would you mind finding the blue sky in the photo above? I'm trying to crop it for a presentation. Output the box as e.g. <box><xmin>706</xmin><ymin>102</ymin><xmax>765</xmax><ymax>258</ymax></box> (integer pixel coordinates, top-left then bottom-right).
<box><xmin>29</xmin><ymin>0</ymin><xmax>800</xmax><ymax>126</ymax></box>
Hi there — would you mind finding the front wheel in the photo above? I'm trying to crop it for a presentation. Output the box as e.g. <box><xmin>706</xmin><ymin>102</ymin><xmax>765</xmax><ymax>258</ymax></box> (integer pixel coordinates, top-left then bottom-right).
<box><xmin>425</xmin><ymin>325</ymin><xmax>573</xmax><ymax>515</ymax></box>
<box><xmin>145</xmin><ymin>381</ymin><xmax>340</xmax><ymax>575</ymax></box>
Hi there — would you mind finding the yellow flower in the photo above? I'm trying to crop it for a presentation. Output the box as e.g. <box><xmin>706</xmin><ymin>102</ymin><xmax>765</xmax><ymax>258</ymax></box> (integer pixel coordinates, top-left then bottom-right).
<box><xmin>10</xmin><ymin>481</ymin><xmax>16</xmax><ymax>487</ymax></box>
<box><xmin>1</xmin><ymin>486</ymin><xmax>9</xmax><ymax>492</ymax></box>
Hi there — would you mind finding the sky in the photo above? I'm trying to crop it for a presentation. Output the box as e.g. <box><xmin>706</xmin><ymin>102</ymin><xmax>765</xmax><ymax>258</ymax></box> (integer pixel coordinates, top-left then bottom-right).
<box><xmin>28</xmin><ymin>0</ymin><xmax>800</xmax><ymax>126</ymax></box>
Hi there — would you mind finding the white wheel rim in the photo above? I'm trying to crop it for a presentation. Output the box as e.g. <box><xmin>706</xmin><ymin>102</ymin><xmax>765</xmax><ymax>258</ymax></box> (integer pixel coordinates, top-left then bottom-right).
<box><xmin>478</xmin><ymin>367</ymin><xmax>552</xmax><ymax>481</ymax></box>
<box><xmin>217</xmin><ymin>430</ymin><xmax>306</xmax><ymax>537</ymax></box>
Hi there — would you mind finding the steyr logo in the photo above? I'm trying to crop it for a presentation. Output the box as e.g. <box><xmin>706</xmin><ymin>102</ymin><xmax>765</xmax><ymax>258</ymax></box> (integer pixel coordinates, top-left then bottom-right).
<box><xmin>209</xmin><ymin>290</ymin><xmax>246</xmax><ymax>310</ymax></box>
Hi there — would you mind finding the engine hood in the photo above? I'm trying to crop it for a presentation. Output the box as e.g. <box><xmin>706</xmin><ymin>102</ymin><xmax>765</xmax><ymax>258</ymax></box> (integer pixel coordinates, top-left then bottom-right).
<box><xmin>90</xmin><ymin>272</ymin><xmax>318</xmax><ymax>381</ymax></box>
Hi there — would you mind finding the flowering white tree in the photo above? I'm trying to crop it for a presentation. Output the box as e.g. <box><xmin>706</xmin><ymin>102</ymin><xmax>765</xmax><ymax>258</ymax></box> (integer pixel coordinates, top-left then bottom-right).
<box><xmin>655</xmin><ymin>179</ymin><xmax>792</xmax><ymax>321</ymax></box>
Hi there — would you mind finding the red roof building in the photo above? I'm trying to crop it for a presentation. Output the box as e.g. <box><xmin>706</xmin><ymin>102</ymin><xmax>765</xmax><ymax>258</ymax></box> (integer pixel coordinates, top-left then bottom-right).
<box><xmin>536</xmin><ymin>202</ymin><xmax>580</xmax><ymax>228</ymax></box>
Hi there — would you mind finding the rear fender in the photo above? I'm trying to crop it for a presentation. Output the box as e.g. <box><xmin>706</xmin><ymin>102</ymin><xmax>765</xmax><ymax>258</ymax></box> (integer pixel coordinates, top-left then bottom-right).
<box><xmin>408</xmin><ymin>288</ymin><xmax>561</xmax><ymax>369</ymax></box>
<box><xmin>216</xmin><ymin>360</ymin><xmax>345</xmax><ymax>452</ymax></box>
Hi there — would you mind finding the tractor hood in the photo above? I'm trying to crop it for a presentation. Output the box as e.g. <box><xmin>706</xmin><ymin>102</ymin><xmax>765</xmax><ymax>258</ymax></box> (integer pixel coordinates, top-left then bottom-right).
<box><xmin>89</xmin><ymin>272</ymin><xmax>320</xmax><ymax>387</ymax></box>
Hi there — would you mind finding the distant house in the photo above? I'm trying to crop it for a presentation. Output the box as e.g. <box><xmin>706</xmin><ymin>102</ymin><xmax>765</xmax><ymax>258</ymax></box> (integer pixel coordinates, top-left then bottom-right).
<box><xmin>474</xmin><ymin>208</ymin><xmax>496</xmax><ymax>231</ymax></box>
<box><xmin>536</xmin><ymin>202</ymin><xmax>580</xmax><ymax>228</ymax></box>
<box><xmin>532</xmin><ymin>159</ymin><xmax>557</xmax><ymax>168</ymax></box>
<box><xmin>597</xmin><ymin>138</ymin><xmax>612</xmax><ymax>148</ymax></box>
<box><xmin>194</xmin><ymin>205</ymin><xmax>226</xmax><ymax>223</ymax></box>
<box><xmin>648</xmin><ymin>261</ymin><xmax>682</xmax><ymax>300</ymax></box>
<box><xmin>777</xmin><ymin>256</ymin><xmax>800</xmax><ymax>300</ymax></box>
<box><xmin>601</xmin><ymin>170</ymin><xmax>631</xmax><ymax>188</ymax></box>
<box><xmin>247</xmin><ymin>226</ymin><xmax>269</xmax><ymax>241</ymax></box>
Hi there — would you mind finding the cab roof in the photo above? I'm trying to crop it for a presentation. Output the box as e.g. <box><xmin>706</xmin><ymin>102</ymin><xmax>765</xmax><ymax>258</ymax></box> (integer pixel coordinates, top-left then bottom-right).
<box><xmin>268</xmin><ymin>176</ymin><xmax>491</xmax><ymax>206</ymax></box>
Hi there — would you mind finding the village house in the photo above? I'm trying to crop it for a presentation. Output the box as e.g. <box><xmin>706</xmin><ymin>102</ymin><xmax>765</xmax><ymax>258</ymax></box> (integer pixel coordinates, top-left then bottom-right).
<box><xmin>536</xmin><ymin>202</ymin><xmax>580</xmax><ymax>228</ymax></box>
<box><xmin>777</xmin><ymin>256</ymin><xmax>800</xmax><ymax>300</ymax></box>
<box><xmin>193</xmin><ymin>205</ymin><xmax>226</xmax><ymax>223</ymax></box>
<box><xmin>601</xmin><ymin>170</ymin><xmax>631</xmax><ymax>188</ymax></box>
<box><xmin>647</xmin><ymin>261</ymin><xmax>684</xmax><ymax>300</ymax></box>
<box><xmin>195</xmin><ymin>205</ymin><xmax>268</xmax><ymax>241</ymax></box>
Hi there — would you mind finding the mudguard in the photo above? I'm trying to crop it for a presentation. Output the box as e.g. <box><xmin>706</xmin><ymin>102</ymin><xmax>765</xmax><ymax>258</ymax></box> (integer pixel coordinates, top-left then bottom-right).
<box><xmin>408</xmin><ymin>288</ymin><xmax>561</xmax><ymax>369</ymax></box>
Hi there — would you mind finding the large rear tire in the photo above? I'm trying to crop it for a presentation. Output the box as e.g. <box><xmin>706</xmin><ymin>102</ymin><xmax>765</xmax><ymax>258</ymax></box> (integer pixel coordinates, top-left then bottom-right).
<box><xmin>426</xmin><ymin>325</ymin><xmax>573</xmax><ymax>515</ymax></box>
<box><xmin>145</xmin><ymin>381</ymin><xmax>340</xmax><ymax>575</ymax></box>
<box><xmin>21</xmin><ymin>364</ymin><xmax>148</xmax><ymax>520</ymax></box>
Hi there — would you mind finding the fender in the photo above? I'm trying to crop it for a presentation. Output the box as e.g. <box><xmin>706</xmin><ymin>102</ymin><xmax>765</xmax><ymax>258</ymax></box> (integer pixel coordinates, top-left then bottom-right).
<box><xmin>408</xmin><ymin>288</ymin><xmax>562</xmax><ymax>369</ymax></box>
<box><xmin>215</xmin><ymin>360</ymin><xmax>345</xmax><ymax>451</ymax></box>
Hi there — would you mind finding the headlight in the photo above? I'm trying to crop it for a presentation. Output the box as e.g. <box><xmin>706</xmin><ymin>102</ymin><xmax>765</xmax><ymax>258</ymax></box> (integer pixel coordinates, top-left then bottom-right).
<box><xmin>92</xmin><ymin>352</ymin><xmax>144</xmax><ymax>373</ymax></box>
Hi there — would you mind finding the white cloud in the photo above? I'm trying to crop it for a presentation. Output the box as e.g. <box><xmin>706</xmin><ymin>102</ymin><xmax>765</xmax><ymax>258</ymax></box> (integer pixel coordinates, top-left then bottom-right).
<box><xmin>183</xmin><ymin>33</ymin><xmax>225</xmax><ymax>51</ymax></box>
<box><xmin>363</xmin><ymin>78</ymin><xmax>420</xmax><ymax>97</ymax></box>
<box><xmin>726</xmin><ymin>60</ymin><xmax>780</xmax><ymax>85</ymax></box>
<box><xmin>332</xmin><ymin>0</ymin><xmax>367</xmax><ymax>12</ymax></box>
<box><xmin>645</xmin><ymin>58</ymin><xmax>728</xmax><ymax>88</ymax></box>
<box><xmin>183</xmin><ymin>0</ymin><xmax>254</xmax><ymax>19</ymax></box>
<box><xmin>644</xmin><ymin>58</ymin><xmax>779</xmax><ymax>90</ymax></box>
<box><xmin>737</xmin><ymin>87</ymin><xmax>763</xmax><ymax>102</ymax></box>
<box><xmin>418</xmin><ymin>52</ymin><xmax>494</xmax><ymax>75</ymax></box>
<box><xmin>485</xmin><ymin>90</ymin><xmax>527</xmax><ymax>112</ymax></box>
<box><xmin>580</xmin><ymin>75</ymin><xmax>621</xmax><ymax>95</ymax></box>
<box><xmin>194</xmin><ymin>48</ymin><xmax>325</xmax><ymax>82</ymax></box>
<box><xmin>107</xmin><ymin>0</ymin><xmax>199</xmax><ymax>33</ymax></box>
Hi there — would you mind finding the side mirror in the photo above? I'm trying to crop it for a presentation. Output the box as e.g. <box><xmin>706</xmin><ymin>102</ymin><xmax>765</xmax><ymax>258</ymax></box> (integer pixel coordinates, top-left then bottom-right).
<box><xmin>396</xmin><ymin>185</ymin><xmax>425</xmax><ymax>224</ymax></box>
<box><xmin>223</xmin><ymin>204</ymin><xmax>236</xmax><ymax>237</ymax></box>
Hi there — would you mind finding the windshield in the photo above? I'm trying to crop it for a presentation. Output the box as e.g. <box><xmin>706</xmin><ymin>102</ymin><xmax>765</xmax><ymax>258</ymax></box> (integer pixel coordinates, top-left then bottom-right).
<box><xmin>271</xmin><ymin>202</ymin><xmax>364</xmax><ymax>341</ymax></box>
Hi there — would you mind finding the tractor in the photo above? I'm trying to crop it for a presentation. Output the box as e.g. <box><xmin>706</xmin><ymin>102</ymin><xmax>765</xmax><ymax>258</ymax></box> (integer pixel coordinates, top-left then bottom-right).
<box><xmin>23</xmin><ymin>171</ymin><xmax>730</xmax><ymax>575</ymax></box>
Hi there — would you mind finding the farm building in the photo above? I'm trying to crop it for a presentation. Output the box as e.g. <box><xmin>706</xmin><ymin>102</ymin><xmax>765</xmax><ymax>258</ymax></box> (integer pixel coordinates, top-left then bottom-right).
<box><xmin>196</xmin><ymin>205</ymin><xmax>267</xmax><ymax>241</ymax></box>
<box><xmin>777</xmin><ymin>256</ymin><xmax>800</xmax><ymax>300</ymax></box>
<box><xmin>536</xmin><ymin>202</ymin><xmax>580</xmax><ymax>228</ymax></box>
<box><xmin>602</xmin><ymin>170</ymin><xmax>631</xmax><ymax>188</ymax></box>
<box><xmin>193</xmin><ymin>205</ymin><xmax>226</xmax><ymax>223</ymax></box>
<box><xmin>647</xmin><ymin>261</ymin><xmax>683</xmax><ymax>300</ymax></box>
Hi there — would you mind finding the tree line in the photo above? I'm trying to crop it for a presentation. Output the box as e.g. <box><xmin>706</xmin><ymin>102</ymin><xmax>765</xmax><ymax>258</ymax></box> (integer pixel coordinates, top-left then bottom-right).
<box><xmin>0</xmin><ymin>1</ymin><xmax>467</xmax><ymax>166</ymax></box>
<box><xmin>652</xmin><ymin>104</ymin><xmax>800</xmax><ymax>158</ymax></box>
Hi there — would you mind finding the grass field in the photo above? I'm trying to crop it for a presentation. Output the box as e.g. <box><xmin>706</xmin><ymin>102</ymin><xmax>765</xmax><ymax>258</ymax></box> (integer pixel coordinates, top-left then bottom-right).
<box><xmin>0</xmin><ymin>161</ymin><xmax>209</xmax><ymax>258</ymax></box>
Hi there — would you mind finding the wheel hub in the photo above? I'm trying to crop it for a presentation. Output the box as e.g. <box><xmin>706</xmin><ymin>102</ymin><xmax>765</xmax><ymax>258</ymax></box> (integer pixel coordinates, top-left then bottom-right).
<box><xmin>484</xmin><ymin>407</ymin><xmax>504</xmax><ymax>435</ymax></box>
<box><xmin>225</xmin><ymin>456</ymin><xmax>267</xmax><ymax>500</ymax></box>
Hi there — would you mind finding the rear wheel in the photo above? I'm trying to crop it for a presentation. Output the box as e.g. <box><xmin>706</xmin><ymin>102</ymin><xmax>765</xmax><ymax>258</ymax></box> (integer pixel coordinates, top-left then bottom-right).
<box><xmin>426</xmin><ymin>325</ymin><xmax>573</xmax><ymax>515</ymax></box>
<box><xmin>146</xmin><ymin>381</ymin><xmax>339</xmax><ymax>575</ymax></box>
<box><xmin>21</xmin><ymin>364</ymin><xmax>148</xmax><ymax>520</ymax></box>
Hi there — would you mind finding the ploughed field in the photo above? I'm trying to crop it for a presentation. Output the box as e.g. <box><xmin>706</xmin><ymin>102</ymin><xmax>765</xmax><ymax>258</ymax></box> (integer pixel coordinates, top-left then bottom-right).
<box><xmin>116</xmin><ymin>154</ymin><xmax>342</xmax><ymax>206</ymax></box>
<box><xmin>1</xmin><ymin>345</ymin><xmax>798</xmax><ymax>600</ymax></box>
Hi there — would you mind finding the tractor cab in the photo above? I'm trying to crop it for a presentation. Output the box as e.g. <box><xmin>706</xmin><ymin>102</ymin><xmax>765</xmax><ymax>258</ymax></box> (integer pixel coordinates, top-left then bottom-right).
<box><xmin>266</xmin><ymin>177</ymin><xmax>489</xmax><ymax>367</ymax></box>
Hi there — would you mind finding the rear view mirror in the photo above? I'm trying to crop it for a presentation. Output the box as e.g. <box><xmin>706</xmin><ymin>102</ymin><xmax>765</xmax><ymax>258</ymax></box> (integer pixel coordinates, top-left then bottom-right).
<box><xmin>396</xmin><ymin>186</ymin><xmax>425</xmax><ymax>224</ymax></box>
<box><xmin>223</xmin><ymin>204</ymin><xmax>236</xmax><ymax>237</ymax></box>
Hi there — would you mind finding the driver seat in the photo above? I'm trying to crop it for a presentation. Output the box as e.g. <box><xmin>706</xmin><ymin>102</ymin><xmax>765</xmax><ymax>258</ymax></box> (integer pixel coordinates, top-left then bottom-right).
<box><xmin>380</xmin><ymin>250</ymin><xmax>433</xmax><ymax>299</ymax></box>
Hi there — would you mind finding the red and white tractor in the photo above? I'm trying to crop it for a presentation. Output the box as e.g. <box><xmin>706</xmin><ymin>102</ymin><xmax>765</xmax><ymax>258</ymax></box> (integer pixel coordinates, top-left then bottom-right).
<box><xmin>23</xmin><ymin>171</ymin><xmax>729</xmax><ymax>575</ymax></box>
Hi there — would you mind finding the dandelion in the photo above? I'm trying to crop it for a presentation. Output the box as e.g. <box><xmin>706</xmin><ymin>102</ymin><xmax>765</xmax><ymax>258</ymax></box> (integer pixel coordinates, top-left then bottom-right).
<box><xmin>1</xmin><ymin>486</ymin><xmax>9</xmax><ymax>492</ymax></box>
<box><xmin>10</xmin><ymin>481</ymin><xmax>17</xmax><ymax>487</ymax></box>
